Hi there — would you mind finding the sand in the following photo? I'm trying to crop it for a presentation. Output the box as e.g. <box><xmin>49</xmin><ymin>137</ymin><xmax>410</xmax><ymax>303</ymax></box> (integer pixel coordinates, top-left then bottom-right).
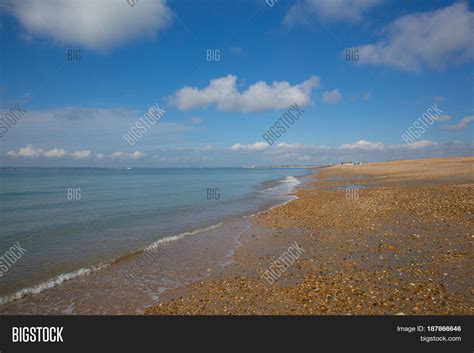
<box><xmin>145</xmin><ymin>156</ymin><xmax>474</xmax><ymax>315</ymax></box>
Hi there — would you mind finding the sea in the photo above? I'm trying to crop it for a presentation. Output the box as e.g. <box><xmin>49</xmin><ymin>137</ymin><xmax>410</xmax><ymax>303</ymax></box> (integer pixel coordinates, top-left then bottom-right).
<box><xmin>0</xmin><ymin>167</ymin><xmax>312</xmax><ymax>314</ymax></box>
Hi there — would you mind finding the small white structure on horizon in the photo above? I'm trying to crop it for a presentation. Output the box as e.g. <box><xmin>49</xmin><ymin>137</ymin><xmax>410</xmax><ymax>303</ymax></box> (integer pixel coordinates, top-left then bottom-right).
<box><xmin>340</xmin><ymin>161</ymin><xmax>363</xmax><ymax>166</ymax></box>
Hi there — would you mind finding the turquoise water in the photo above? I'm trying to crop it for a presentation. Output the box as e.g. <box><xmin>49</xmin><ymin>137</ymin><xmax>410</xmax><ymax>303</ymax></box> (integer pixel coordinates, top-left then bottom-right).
<box><xmin>0</xmin><ymin>167</ymin><xmax>310</xmax><ymax>303</ymax></box>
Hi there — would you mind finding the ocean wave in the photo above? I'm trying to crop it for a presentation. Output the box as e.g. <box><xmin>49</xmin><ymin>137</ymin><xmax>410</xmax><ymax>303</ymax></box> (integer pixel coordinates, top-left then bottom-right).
<box><xmin>0</xmin><ymin>222</ymin><xmax>225</xmax><ymax>306</ymax></box>
<box><xmin>261</xmin><ymin>175</ymin><xmax>301</xmax><ymax>196</ymax></box>
<box><xmin>0</xmin><ymin>263</ymin><xmax>109</xmax><ymax>306</ymax></box>
<box><xmin>144</xmin><ymin>222</ymin><xmax>223</xmax><ymax>250</ymax></box>
<box><xmin>279</xmin><ymin>175</ymin><xmax>301</xmax><ymax>188</ymax></box>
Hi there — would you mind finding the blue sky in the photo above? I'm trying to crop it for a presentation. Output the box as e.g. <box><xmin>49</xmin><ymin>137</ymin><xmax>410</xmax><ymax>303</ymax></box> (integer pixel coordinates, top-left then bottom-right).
<box><xmin>0</xmin><ymin>0</ymin><xmax>473</xmax><ymax>167</ymax></box>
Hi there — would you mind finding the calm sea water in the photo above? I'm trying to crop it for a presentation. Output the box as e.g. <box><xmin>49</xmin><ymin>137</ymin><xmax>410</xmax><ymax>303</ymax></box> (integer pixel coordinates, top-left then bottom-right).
<box><xmin>0</xmin><ymin>167</ymin><xmax>310</xmax><ymax>307</ymax></box>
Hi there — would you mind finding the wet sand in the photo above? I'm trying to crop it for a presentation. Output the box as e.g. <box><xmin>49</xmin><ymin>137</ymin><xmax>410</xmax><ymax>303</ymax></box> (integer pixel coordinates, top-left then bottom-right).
<box><xmin>145</xmin><ymin>157</ymin><xmax>474</xmax><ymax>315</ymax></box>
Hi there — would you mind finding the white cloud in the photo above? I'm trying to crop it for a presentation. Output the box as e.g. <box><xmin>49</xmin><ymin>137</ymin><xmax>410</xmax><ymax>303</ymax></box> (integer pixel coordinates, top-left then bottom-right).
<box><xmin>271</xmin><ymin>143</ymin><xmax>323</xmax><ymax>154</ymax></box>
<box><xmin>131</xmin><ymin>151</ymin><xmax>146</xmax><ymax>160</ymax></box>
<box><xmin>7</xmin><ymin>144</ymin><xmax>42</xmax><ymax>158</ymax></box>
<box><xmin>284</xmin><ymin>0</ymin><xmax>385</xmax><ymax>25</ymax></box>
<box><xmin>276</xmin><ymin>143</ymin><xmax>302</xmax><ymax>149</ymax></box>
<box><xmin>323</xmin><ymin>89</ymin><xmax>342</xmax><ymax>104</ymax></box>
<box><xmin>350</xmin><ymin>3</ymin><xmax>474</xmax><ymax>71</ymax></box>
<box><xmin>340</xmin><ymin>140</ymin><xmax>384</xmax><ymax>151</ymax></box>
<box><xmin>110</xmin><ymin>151</ymin><xmax>146</xmax><ymax>159</ymax></box>
<box><xmin>404</xmin><ymin>140</ymin><xmax>438</xmax><ymax>149</ymax></box>
<box><xmin>222</xmin><ymin>139</ymin><xmax>451</xmax><ymax>154</ymax></box>
<box><xmin>7</xmin><ymin>145</ymin><xmax>146</xmax><ymax>160</ymax></box>
<box><xmin>71</xmin><ymin>150</ymin><xmax>93</xmax><ymax>159</ymax></box>
<box><xmin>229</xmin><ymin>142</ymin><xmax>270</xmax><ymax>152</ymax></box>
<box><xmin>171</xmin><ymin>74</ymin><xmax>320</xmax><ymax>113</ymax></box>
<box><xmin>43</xmin><ymin>148</ymin><xmax>68</xmax><ymax>158</ymax></box>
<box><xmin>110</xmin><ymin>152</ymin><xmax>128</xmax><ymax>159</ymax></box>
<box><xmin>442</xmin><ymin>115</ymin><xmax>474</xmax><ymax>131</ymax></box>
<box><xmin>6</xmin><ymin>0</ymin><xmax>173</xmax><ymax>51</ymax></box>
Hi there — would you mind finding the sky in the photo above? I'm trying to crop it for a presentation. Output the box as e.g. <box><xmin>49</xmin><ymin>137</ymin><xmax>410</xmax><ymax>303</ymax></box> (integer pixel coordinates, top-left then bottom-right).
<box><xmin>0</xmin><ymin>0</ymin><xmax>473</xmax><ymax>167</ymax></box>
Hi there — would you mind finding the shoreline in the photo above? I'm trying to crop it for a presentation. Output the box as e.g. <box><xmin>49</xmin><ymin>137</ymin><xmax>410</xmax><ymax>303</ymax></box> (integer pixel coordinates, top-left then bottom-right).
<box><xmin>0</xmin><ymin>170</ymin><xmax>311</xmax><ymax>314</ymax></box>
<box><xmin>146</xmin><ymin>156</ymin><xmax>474</xmax><ymax>315</ymax></box>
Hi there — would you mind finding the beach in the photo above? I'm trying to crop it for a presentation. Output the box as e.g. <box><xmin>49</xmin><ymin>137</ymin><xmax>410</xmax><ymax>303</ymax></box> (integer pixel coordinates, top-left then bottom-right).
<box><xmin>145</xmin><ymin>156</ymin><xmax>474</xmax><ymax>315</ymax></box>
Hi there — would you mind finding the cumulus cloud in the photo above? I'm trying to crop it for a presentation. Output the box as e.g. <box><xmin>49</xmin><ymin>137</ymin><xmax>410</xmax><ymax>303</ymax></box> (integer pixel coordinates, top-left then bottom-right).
<box><xmin>7</xmin><ymin>144</ymin><xmax>42</xmax><ymax>158</ymax></box>
<box><xmin>340</xmin><ymin>140</ymin><xmax>384</xmax><ymax>151</ymax></box>
<box><xmin>337</xmin><ymin>139</ymin><xmax>439</xmax><ymax>151</ymax></box>
<box><xmin>441</xmin><ymin>115</ymin><xmax>474</xmax><ymax>131</ymax></box>
<box><xmin>404</xmin><ymin>140</ymin><xmax>439</xmax><ymax>150</ymax></box>
<box><xmin>110</xmin><ymin>151</ymin><xmax>146</xmax><ymax>160</ymax></box>
<box><xmin>349</xmin><ymin>3</ymin><xmax>474</xmax><ymax>71</ymax></box>
<box><xmin>284</xmin><ymin>0</ymin><xmax>386</xmax><ymax>25</ymax></box>
<box><xmin>7</xmin><ymin>145</ymin><xmax>93</xmax><ymax>159</ymax></box>
<box><xmin>43</xmin><ymin>148</ymin><xmax>68</xmax><ymax>158</ymax></box>
<box><xmin>171</xmin><ymin>74</ymin><xmax>320</xmax><ymax>113</ymax></box>
<box><xmin>229</xmin><ymin>142</ymin><xmax>270</xmax><ymax>152</ymax></box>
<box><xmin>131</xmin><ymin>151</ymin><xmax>146</xmax><ymax>160</ymax></box>
<box><xmin>276</xmin><ymin>143</ymin><xmax>313</xmax><ymax>151</ymax></box>
<box><xmin>228</xmin><ymin>139</ymin><xmax>448</xmax><ymax>154</ymax></box>
<box><xmin>323</xmin><ymin>89</ymin><xmax>342</xmax><ymax>104</ymax></box>
<box><xmin>71</xmin><ymin>150</ymin><xmax>93</xmax><ymax>159</ymax></box>
<box><xmin>7</xmin><ymin>145</ymin><xmax>146</xmax><ymax>160</ymax></box>
<box><xmin>5</xmin><ymin>0</ymin><xmax>173</xmax><ymax>51</ymax></box>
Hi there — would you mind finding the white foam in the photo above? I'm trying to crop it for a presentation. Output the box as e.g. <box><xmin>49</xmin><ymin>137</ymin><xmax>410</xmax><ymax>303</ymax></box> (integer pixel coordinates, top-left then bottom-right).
<box><xmin>279</xmin><ymin>175</ymin><xmax>301</xmax><ymax>188</ymax></box>
<box><xmin>261</xmin><ymin>175</ymin><xmax>301</xmax><ymax>197</ymax></box>
<box><xmin>144</xmin><ymin>222</ymin><xmax>223</xmax><ymax>250</ymax></box>
<box><xmin>0</xmin><ymin>263</ymin><xmax>108</xmax><ymax>306</ymax></box>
